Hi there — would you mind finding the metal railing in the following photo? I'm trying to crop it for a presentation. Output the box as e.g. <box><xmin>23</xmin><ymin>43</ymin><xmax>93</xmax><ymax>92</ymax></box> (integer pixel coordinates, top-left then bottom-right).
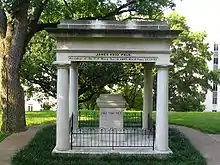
<box><xmin>69</xmin><ymin>113</ymin><xmax>74</xmax><ymax>148</ymax></box>
<box><xmin>69</xmin><ymin>111</ymin><xmax>155</xmax><ymax>150</ymax></box>
<box><xmin>78</xmin><ymin>111</ymin><xmax>143</xmax><ymax>128</ymax></box>
<box><xmin>71</xmin><ymin>127</ymin><xmax>154</xmax><ymax>150</ymax></box>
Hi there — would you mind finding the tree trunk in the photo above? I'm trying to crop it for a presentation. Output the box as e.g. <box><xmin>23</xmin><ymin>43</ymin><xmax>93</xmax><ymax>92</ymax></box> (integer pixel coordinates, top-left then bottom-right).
<box><xmin>0</xmin><ymin>22</ymin><xmax>27</xmax><ymax>133</ymax></box>
<box><xmin>0</xmin><ymin>1</ymin><xmax>30</xmax><ymax>133</ymax></box>
<box><xmin>0</xmin><ymin>65</ymin><xmax>26</xmax><ymax>133</ymax></box>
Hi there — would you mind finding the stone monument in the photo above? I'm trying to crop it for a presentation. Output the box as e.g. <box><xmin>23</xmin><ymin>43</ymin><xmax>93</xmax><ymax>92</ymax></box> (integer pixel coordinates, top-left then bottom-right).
<box><xmin>96</xmin><ymin>94</ymin><xmax>126</xmax><ymax>142</ymax></box>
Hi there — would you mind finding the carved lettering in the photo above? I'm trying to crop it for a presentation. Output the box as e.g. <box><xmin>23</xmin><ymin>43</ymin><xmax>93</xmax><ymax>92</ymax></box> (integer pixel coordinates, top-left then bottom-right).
<box><xmin>96</xmin><ymin>53</ymin><xmax>131</xmax><ymax>57</ymax></box>
<box><xmin>68</xmin><ymin>56</ymin><xmax>158</xmax><ymax>62</ymax></box>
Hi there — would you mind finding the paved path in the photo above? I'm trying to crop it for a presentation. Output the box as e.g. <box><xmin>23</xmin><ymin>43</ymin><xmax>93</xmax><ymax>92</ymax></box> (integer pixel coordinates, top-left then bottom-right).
<box><xmin>0</xmin><ymin>126</ymin><xmax>39</xmax><ymax>165</ymax></box>
<box><xmin>172</xmin><ymin>125</ymin><xmax>220</xmax><ymax>165</ymax></box>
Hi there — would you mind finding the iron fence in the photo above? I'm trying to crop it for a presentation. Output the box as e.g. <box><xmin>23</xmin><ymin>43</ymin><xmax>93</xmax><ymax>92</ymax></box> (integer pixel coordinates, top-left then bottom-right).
<box><xmin>69</xmin><ymin>111</ymin><xmax>155</xmax><ymax>150</ymax></box>
<box><xmin>78</xmin><ymin>111</ymin><xmax>143</xmax><ymax>128</ymax></box>
<box><xmin>69</xmin><ymin>113</ymin><xmax>74</xmax><ymax>133</ymax></box>
<box><xmin>71</xmin><ymin>127</ymin><xmax>155</xmax><ymax>150</ymax></box>
<box><xmin>69</xmin><ymin>113</ymin><xmax>74</xmax><ymax>146</ymax></box>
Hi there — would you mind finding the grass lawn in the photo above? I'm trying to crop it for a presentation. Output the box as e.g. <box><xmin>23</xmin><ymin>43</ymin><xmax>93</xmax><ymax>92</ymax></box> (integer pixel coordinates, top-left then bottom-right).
<box><xmin>0</xmin><ymin>111</ymin><xmax>56</xmax><ymax>143</ymax></box>
<box><xmin>11</xmin><ymin>125</ymin><xmax>206</xmax><ymax>165</ymax></box>
<box><xmin>0</xmin><ymin>111</ymin><xmax>56</xmax><ymax>127</ymax></box>
<box><xmin>25</xmin><ymin>111</ymin><xmax>56</xmax><ymax>126</ymax></box>
<box><xmin>0</xmin><ymin>110</ymin><xmax>220</xmax><ymax>143</ymax></box>
<box><xmin>168</xmin><ymin>112</ymin><xmax>220</xmax><ymax>134</ymax></box>
<box><xmin>0</xmin><ymin>132</ymin><xmax>8</xmax><ymax>143</ymax></box>
<box><xmin>78</xmin><ymin>110</ymin><xmax>220</xmax><ymax>134</ymax></box>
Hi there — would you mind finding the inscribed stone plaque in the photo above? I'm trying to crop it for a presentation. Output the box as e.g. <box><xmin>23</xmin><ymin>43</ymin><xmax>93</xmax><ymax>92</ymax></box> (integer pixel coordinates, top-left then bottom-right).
<box><xmin>99</xmin><ymin>108</ymin><xmax>123</xmax><ymax>129</ymax></box>
<box><xmin>96</xmin><ymin>94</ymin><xmax>127</xmax><ymax>142</ymax></box>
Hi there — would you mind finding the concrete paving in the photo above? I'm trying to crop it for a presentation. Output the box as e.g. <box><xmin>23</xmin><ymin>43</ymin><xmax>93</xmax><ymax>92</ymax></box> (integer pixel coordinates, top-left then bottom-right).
<box><xmin>171</xmin><ymin>125</ymin><xmax>220</xmax><ymax>165</ymax></box>
<box><xmin>0</xmin><ymin>126</ymin><xmax>39</xmax><ymax>165</ymax></box>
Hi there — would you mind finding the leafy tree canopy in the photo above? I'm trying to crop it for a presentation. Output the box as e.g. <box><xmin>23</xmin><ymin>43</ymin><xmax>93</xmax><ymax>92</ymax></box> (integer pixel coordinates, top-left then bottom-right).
<box><xmin>107</xmin><ymin>12</ymin><xmax>220</xmax><ymax>112</ymax></box>
<box><xmin>20</xmin><ymin>0</ymin><xmax>176</xmax><ymax>103</ymax></box>
<box><xmin>167</xmin><ymin>12</ymin><xmax>220</xmax><ymax>111</ymax></box>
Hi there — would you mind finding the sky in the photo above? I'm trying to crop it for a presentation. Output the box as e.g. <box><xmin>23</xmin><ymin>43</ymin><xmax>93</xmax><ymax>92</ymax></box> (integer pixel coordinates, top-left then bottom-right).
<box><xmin>168</xmin><ymin>0</ymin><xmax>220</xmax><ymax>44</ymax></box>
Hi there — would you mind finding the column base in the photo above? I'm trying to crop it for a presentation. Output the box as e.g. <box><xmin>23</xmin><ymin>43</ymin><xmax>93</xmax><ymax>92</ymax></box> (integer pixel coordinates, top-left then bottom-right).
<box><xmin>53</xmin><ymin>144</ymin><xmax>71</xmax><ymax>152</ymax></box>
<box><xmin>154</xmin><ymin>147</ymin><xmax>172</xmax><ymax>155</ymax></box>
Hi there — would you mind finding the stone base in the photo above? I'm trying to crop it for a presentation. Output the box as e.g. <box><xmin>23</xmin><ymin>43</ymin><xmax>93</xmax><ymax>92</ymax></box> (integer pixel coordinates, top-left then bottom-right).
<box><xmin>52</xmin><ymin>147</ymin><xmax>172</xmax><ymax>155</ymax></box>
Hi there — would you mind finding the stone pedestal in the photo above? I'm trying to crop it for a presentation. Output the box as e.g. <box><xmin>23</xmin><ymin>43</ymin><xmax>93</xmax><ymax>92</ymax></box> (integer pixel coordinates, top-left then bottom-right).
<box><xmin>99</xmin><ymin>108</ymin><xmax>123</xmax><ymax>129</ymax></box>
<box><xmin>96</xmin><ymin>94</ymin><xmax>126</xmax><ymax>142</ymax></box>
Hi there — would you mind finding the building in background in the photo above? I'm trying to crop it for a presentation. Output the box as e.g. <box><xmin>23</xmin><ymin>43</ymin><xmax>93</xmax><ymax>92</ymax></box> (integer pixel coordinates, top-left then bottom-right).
<box><xmin>25</xmin><ymin>94</ymin><xmax>56</xmax><ymax>111</ymax></box>
<box><xmin>204</xmin><ymin>43</ymin><xmax>219</xmax><ymax>112</ymax></box>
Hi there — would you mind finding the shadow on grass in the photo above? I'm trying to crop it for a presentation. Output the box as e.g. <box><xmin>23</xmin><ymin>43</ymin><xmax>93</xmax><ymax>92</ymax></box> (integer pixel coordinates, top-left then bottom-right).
<box><xmin>27</xmin><ymin>120</ymin><xmax>56</xmax><ymax>126</ymax></box>
<box><xmin>26</xmin><ymin>112</ymin><xmax>56</xmax><ymax>119</ymax></box>
<box><xmin>11</xmin><ymin>125</ymin><xmax>206</xmax><ymax>165</ymax></box>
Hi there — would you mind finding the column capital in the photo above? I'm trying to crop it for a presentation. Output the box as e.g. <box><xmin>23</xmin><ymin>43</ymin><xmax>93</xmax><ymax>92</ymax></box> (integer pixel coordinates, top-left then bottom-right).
<box><xmin>143</xmin><ymin>62</ymin><xmax>155</xmax><ymax>69</ymax></box>
<box><xmin>70</xmin><ymin>62</ymin><xmax>79</xmax><ymax>68</ymax></box>
<box><xmin>156</xmin><ymin>63</ymin><xmax>173</xmax><ymax>69</ymax></box>
<box><xmin>53</xmin><ymin>61</ymin><xmax>71</xmax><ymax>68</ymax></box>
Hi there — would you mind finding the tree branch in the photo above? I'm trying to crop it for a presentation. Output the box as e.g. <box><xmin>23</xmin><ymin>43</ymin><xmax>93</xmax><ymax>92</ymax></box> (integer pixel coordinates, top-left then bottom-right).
<box><xmin>35</xmin><ymin>22</ymin><xmax>58</xmax><ymax>33</ymax></box>
<box><xmin>29</xmin><ymin>0</ymin><xmax>137</xmax><ymax>33</ymax></box>
<box><xmin>19</xmin><ymin>0</ymin><xmax>50</xmax><ymax>69</ymax></box>
<box><xmin>27</xmin><ymin>0</ymin><xmax>50</xmax><ymax>38</ymax></box>
<box><xmin>79</xmin><ymin>0</ymin><xmax>137</xmax><ymax>20</ymax></box>
<box><xmin>116</xmin><ymin>9</ymin><xmax>136</xmax><ymax>16</ymax></box>
<box><xmin>62</xmin><ymin>0</ymin><xmax>74</xmax><ymax>18</ymax></box>
<box><xmin>78</xmin><ymin>91</ymin><xmax>96</xmax><ymax>103</ymax></box>
<box><xmin>30</xmin><ymin>0</ymin><xmax>50</xmax><ymax>24</ymax></box>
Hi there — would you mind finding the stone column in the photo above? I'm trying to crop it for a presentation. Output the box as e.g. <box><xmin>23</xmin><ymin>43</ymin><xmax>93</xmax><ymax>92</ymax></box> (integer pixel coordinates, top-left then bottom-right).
<box><xmin>56</xmin><ymin>63</ymin><xmax>70</xmax><ymax>151</ymax></box>
<box><xmin>143</xmin><ymin>63</ymin><xmax>153</xmax><ymax>130</ymax></box>
<box><xmin>69</xmin><ymin>62</ymin><xmax>78</xmax><ymax>130</ymax></box>
<box><xmin>155</xmin><ymin>65</ymin><xmax>169</xmax><ymax>151</ymax></box>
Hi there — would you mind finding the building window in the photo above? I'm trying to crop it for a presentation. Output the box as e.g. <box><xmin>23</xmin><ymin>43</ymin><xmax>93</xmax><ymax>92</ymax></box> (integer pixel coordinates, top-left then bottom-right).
<box><xmin>214</xmin><ymin>51</ymin><xmax>218</xmax><ymax>57</ymax></box>
<box><xmin>28</xmin><ymin>104</ymin><xmax>33</xmax><ymax>111</ymax></box>
<box><xmin>212</xmin><ymin>98</ymin><xmax>217</xmax><ymax>104</ymax></box>
<box><xmin>214</xmin><ymin>58</ymin><xmax>218</xmax><ymax>64</ymax></box>
<box><xmin>212</xmin><ymin>91</ymin><xmax>217</xmax><ymax>104</ymax></box>
<box><xmin>213</xmin><ymin>84</ymin><xmax>218</xmax><ymax>91</ymax></box>
<box><xmin>214</xmin><ymin>43</ymin><xmax>218</xmax><ymax>51</ymax></box>
<box><xmin>213</xmin><ymin>64</ymin><xmax>218</xmax><ymax>70</ymax></box>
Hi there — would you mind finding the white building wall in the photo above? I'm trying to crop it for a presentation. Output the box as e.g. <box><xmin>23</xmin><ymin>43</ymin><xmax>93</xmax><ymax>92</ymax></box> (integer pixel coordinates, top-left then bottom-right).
<box><xmin>204</xmin><ymin>90</ymin><xmax>215</xmax><ymax>112</ymax></box>
<box><xmin>25</xmin><ymin>97</ymin><xmax>42</xmax><ymax>111</ymax></box>
<box><xmin>204</xmin><ymin>42</ymin><xmax>220</xmax><ymax>112</ymax></box>
<box><xmin>25</xmin><ymin>95</ymin><xmax>57</xmax><ymax>111</ymax></box>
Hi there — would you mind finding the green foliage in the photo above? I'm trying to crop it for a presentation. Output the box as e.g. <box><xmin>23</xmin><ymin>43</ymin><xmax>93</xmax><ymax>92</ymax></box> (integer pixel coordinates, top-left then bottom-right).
<box><xmin>11</xmin><ymin>125</ymin><xmax>206</xmax><ymax>165</ymax></box>
<box><xmin>7</xmin><ymin>0</ymin><xmax>215</xmax><ymax>113</ymax></box>
<box><xmin>1</xmin><ymin>111</ymin><xmax>220</xmax><ymax>144</ymax></box>
<box><xmin>21</xmin><ymin>12</ymin><xmax>220</xmax><ymax>112</ymax></box>
<box><xmin>78</xmin><ymin>63</ymin><xmax>129</xmax><ymax>103</ymax></box>
<box><xmin>118</xmin><ymin>83</ymin><xmax>143</xmax><ymax>109</ymax></box>
<box><xmin>128</xmin><ymin>0</ymin><xmax>175</xmax><ymax>20</ymax></box>
<box><xmin>41</xmin><ymin>102</ymin><xmax>55</xmax><ymax>111</ymax></box>
<box><xmin>115</xmin><ymin>13</ymin><xmax>220</xmax><ymax>112</ymax></box>
<box><xmin>109</xmin><ymin>63</ymin><xmax>145</xmax><ymax>109</ymax></box>
<box><xmin>39</xmin><ymin>0</ymin><xmax>117</xmax><ymax>22</ymax></box>
<box><xmin>21</xmin><ymin>30</ymin><xmax>56</xmax><ymax>97</ymax></box>
<box><xmin>78</xmin><ymin>110</ymin><xmax>142</xmax><ymax>127</ymax></box>
<box><xmin>167</xmin><ymin>12</ymin><xmax>220</xmax><ymax>112</ymax></box>
<box><xmin>19</xmin><ymin>0</ymin><xmax>176</xmax><ymax>103</ymax></box>
<box><xmin>0</xmin><ymin>0</ymin><xmax>178</xmax><ymax>133</ymax></box>
<box><xmin>0</xmin><ymin>132</ymin><xmax>8</xmax><ymax>143</ymax></box>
